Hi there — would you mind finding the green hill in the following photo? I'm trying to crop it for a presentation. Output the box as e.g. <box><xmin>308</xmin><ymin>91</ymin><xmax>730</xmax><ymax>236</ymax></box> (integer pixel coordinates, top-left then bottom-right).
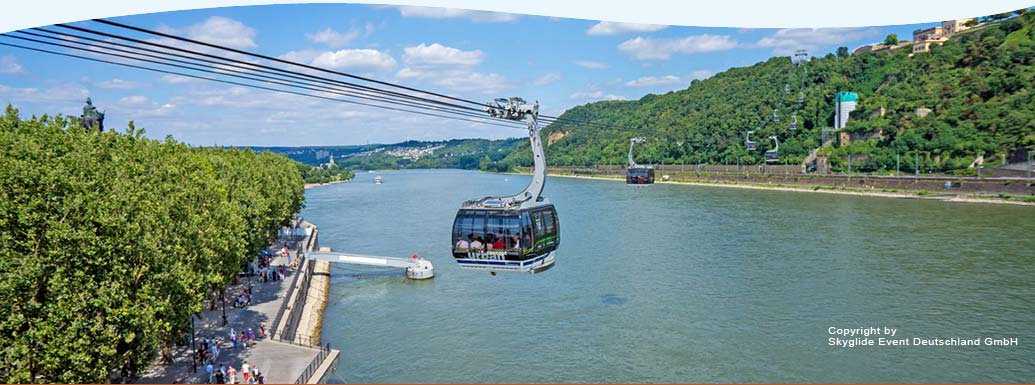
<box><xmin>507</xmin><ymin>12</ymin><xmax>1035</xmax><ymax>173</ymax></box>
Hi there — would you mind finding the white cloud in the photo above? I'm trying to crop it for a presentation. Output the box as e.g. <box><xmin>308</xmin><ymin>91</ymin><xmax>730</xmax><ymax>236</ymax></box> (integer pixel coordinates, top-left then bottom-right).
<box><xmin>306</xmin><ymin>27</ymin><xmax>359</xmax><ymax>48</ymax></box>
<box><xmin>166</xmin><ymin>16</ymin><xmax>258</xmax><ymax>49</ymax></box>
<box><xmin>96</xmin><ymin>78</ymin><xmax>147</xmax><ymax>89</ymax></box>
<box><xmin>754</xmin><ymin>28</ymin><xmax>880</xmax><ymax>55</ymax></box>
<box><xmin>532</xmin><ymin>72</ymin><xmax>562</xmax><ymax>86</ymax></box>
<box><xmin>395</xmin><ymin>43</ymin><xmax>507</xmax><ymax>93</ymax></box>
<box><xmin>587</xmin><ymin>21</ymin><xmax>667</xmax><ymax>36</ymax></box>
<box><xmin>625</xmin><ymin>75</ymin><xmax>683</xmax><ymax>87</ymax></box>
<box><xmin>574</xmin><ymin>60</ymin><xmax>609</xmax><ymax>69</ymax></box>
<box><xmin>161</xmin><ymin>75</ymin><xmax>197</xmax><ymax>84</ymax></box>
<box><xmin>618</xmin><ymin>35</ymin><xmax>737</xmax><ymax>60</ymax></box>
<box><xmin>0</xmin><ymin>56</ymin><xmax>24</xmax><ymax>74</ymax></box>
<box><xmin>624</xmin><ymin>71</ymin><xmax>713</xmax><ymax>87</ymax></box>
<box><xmin>396</xmin><ymin>6</ymin><xmax>518</xmax><ymax>23</ymax></box>
<box><xmin>313</xmin><ymin>49</ymin><xmax>396</xmax><ymax>71</ymax></box>
<box><xmin>279</xmin><ymin>49</ymin><xmax>396</xmax><ymax>72</ymax></box>
<box><xmin>0</xmin><ymin>83</ymin><xmax>89</xmax><ymax>104</ymax></box>
<box><xmin>403</xmin><ymin>43</ymin><xmax>485</xmax><ymax>67</ymax></box>
<box><xmin>119</xmin><ymin>95</ymin><xmax>150</xmax><ymax>105</ymax></box>
<box><xmin>569</xmin><ymin>90</ymin><xmax>625</xmax><ymax>102</ymax></box>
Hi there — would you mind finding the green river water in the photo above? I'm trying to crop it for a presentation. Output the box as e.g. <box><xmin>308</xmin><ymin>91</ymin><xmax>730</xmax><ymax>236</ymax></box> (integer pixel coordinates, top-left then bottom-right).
<box><xmin>300</xmin><ymin>169</ymin><xmax>1035</xmax><ymax>383</ymax></box>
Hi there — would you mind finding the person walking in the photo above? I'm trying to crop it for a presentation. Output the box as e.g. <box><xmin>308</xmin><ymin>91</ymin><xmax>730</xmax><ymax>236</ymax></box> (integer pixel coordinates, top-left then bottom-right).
<box><xmin>205</xmin><ymin>363</ymin><xmax>214</xmax><ymax>384</ymax></box>
<box><xmin>241</xmin><ymin>361</ymin><xmax>250</xmax><ymax>384</ymax></box>
<box><xmin>227</xmin><ymin>365</ymin><xmax>237</xmax><ymax>384</ymax></box>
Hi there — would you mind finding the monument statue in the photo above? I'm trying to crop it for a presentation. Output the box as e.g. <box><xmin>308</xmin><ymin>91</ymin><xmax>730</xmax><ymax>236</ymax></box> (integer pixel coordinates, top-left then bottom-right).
<box><xmin>80</xmin><ymin>97</ymin><xmax>105</xmax><ymax>131</ymax></box>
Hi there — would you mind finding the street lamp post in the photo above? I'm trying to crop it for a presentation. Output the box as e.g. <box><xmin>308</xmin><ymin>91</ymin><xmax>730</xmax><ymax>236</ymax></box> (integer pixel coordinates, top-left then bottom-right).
<box><xmin>191</xmin><ymin>315</ymin><xmax>197</xmax><ymax>373</ymax></box>
<box><xmin>221</xmin><ymin>291</ymin><xmax>228</xmax><ymax>327</ymax></box>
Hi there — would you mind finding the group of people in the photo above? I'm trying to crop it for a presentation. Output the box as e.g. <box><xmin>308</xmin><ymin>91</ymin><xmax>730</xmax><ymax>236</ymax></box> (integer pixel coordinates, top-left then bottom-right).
<box><xmin>228</xmin><ymin>326</ymin><xmax>264</xmax><ymax>350</ymax></box>
<box><xmin>194</xmin><ymin>323</ymin><xmax>268</xmax><ymax>384</ymax></box>
<box><xmin>203</xmin><ymin>360</ymin><xmax>266</xmax><ymax>384</ymax></box>
<box><xmin>455</xmin><ymin>233</ymin><xmax>522</xmax><ymax>252</ymax></box>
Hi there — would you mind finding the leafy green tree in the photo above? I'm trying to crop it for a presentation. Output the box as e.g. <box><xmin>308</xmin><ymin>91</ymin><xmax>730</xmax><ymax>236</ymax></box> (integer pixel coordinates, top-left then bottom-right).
<box><xmin>884</xmin><ymin>34</ymin><xmax>899</xmax><ymax>45</ymax></box>
<box><xmin>836</xmin><ymin>46</ymin><xmax>850</xmax><ymax>57</ymax></box>
<box><xmin>0</xmin><ymin>108</ymin><xmax>304</xmax><ymax>383</ymax></box>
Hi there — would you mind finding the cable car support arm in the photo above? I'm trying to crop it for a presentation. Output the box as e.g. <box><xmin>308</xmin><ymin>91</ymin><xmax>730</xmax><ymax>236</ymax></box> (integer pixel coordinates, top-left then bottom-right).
<box><xmin>484</xmin><ymin>97</ymin><xmax>546</xmax><ymax>206</ymax></box>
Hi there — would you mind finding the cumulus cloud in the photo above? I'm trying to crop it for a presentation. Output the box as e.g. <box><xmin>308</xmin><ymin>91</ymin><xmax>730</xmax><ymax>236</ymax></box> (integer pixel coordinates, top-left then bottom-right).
<box><xmin>279</xmin><ymin>49</ymin><xmax>397</xmax><ymax>72</ymax></box>
<box><xmin>395</xmin><ymin>43</ymin><xmax>507</xmax><ymax>93</ymax></box>
<box><xmin>403</xmin><ymin>43</ymin><xmax>485</xmax><ymax>67</ymax></box>
<box><xmin>574</xmin><ymin>60</ymin><xmax>609</xmax><ymax>69</ymax></box>
<box><xmin>161</xmin><ymin>16</ymin><xmax>258</xmax><ymax>49</ymax></box>
<box><xmin>0</xmin><ymin>83</ymin><xmax>89</xmax><ymax>104</ymax></box>
<box><xmin>754</xmin><ymin>27</ymin><xmax>880</xmax><ymax>55</ymax></box>
<box><xmin>160</xmin><ymin>75</ymin><xmax>197</xmax><ymax>84</ymax></box>
<box><xmin>569</xmin><ymin>90</ymin><xmax>625</xmax><ymax>102</ymax></box>
<box><xmin>0</xmin><ymin>56</ymin><xmax>24</xmax><ymax>74</ymax></box>
<box><xmin>624</xmin><ymin>71</ymin><xmax>713</xmax><ymax>87</ymax></box>
<box><xmin>96</xmin><ymin>78</ymin><xmax>147</xmax><ymax>89</ymax></box>
<box><xmin>306</xmin><ymin>27</ymin><xmax>360</xmax><ymax>48</ymax></box>
<box><xmin>587</xmin><ymin>21</ymin><xmax>667</xmax><ymax>36</ymax></box>
<box><xmin>396</xmin><ymin>6</ymin><xmax>518</xmax><ymax>23</ymax></box>
<box><xmin>625</xmin><ymin>75</ymin><xmax>683</xmax><ymax>87</ymax></box>
<box><xmin>119</xmin><ymin>95</ymin><xmax>150</xmax><ymax>106</ymax></box>
<box><xmin>618</xmin><ymin>35</ymin><xmax>737</xmax><ymax>60</ymax></box>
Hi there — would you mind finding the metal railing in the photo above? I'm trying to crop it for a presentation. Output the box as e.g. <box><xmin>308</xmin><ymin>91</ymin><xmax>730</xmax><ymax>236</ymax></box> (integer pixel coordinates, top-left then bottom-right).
<box><xmin>294</xmin><ymin>343</ymin><xmax>333</xmax><ymax>384</ymax></box>
<box><xmin>278</xmin><ymin>259</ymin><xmax>316</xmax><ymax>343</ymax></box>
<box><xmin>269</xmin><ymin>253</ymin><xmax>306</xmax><ymax>338</ymax></box>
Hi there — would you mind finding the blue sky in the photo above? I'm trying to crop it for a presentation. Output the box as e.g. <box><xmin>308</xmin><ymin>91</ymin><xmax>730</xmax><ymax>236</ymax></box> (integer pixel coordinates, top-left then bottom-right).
<box><xmin>0</xmin><ymin>4</ymin><xmax>931</xmax><ymax>146</ymax></box>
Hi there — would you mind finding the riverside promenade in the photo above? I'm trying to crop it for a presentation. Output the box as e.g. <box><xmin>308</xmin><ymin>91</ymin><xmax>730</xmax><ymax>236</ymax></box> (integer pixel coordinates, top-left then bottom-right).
<box><xmin>137</xmin><ymin>219</ymin><xmax>338</xmax><ymax>384</ymax></box>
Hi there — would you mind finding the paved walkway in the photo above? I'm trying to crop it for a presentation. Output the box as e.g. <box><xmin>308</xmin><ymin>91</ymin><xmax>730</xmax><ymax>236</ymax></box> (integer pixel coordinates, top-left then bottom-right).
<box><xmin>138</xmin><ymin>235</ymin><xmax>322</xmax><ymax>384</ymax></box>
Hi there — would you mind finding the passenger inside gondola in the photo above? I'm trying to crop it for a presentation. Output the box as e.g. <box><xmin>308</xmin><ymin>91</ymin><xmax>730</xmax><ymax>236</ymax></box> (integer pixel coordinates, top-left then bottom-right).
<box><xmin>492</xmin><ymin>234</ymin><xmax>505</xmax><ymax>250</ymax></box>
<box><xmin>455</xmin><ymin>236</ymin><xmax>469</xmax><ymax>250</ymax></box>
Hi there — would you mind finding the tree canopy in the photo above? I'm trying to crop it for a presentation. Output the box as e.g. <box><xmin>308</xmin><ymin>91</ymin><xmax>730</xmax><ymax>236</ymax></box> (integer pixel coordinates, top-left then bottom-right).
<box><xmin>0</xmin><ymin>107</ymin><xmax>304</xmax><ymax>383</ymax></box>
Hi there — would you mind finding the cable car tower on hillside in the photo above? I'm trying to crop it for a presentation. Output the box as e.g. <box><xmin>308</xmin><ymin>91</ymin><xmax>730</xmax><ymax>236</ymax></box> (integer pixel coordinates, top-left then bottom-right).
<box><xmin>626</xmin><ymin>137</ymin><xmax>655</xmax><ymax>184</ymax></box>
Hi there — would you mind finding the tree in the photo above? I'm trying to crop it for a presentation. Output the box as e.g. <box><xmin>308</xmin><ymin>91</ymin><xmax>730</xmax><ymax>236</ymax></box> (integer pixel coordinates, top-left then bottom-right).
<box><xmin>0</xmin><ymin>108</ymin><xmax>304</xmax><ymax>383</ymax></box>
<box><xmin>884</xmin><ymin>34</ymin><xmax>899</xmax><ymax>45</ymax></box>
<box><xmin>964</xmin><ymin>18</ymin><xmax>978</xmax><ymax>27</ymax></box>
<box><xmin>478</xmin><ymin>154</ymin><xmax>493</xmax><ymax>170</ymax></box>
<box><xmin>836</xmin><ymin>46</ymin><xmax>850</xmax><ymax>58</ymax></box>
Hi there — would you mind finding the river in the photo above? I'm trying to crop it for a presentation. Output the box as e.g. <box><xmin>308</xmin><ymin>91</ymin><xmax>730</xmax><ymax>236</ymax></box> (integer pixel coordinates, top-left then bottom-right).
<box><xmin>300</xmin><ymin>169</ymin><xmax>1035</xmax><ymax>383</ymax></box>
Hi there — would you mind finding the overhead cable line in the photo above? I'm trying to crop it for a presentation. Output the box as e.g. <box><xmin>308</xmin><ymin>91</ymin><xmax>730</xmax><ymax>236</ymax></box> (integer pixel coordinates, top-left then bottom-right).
<box><xmin>0</xmin><ymin>41</ymin><xmax>526</xmax><ymax>130</ymax></box>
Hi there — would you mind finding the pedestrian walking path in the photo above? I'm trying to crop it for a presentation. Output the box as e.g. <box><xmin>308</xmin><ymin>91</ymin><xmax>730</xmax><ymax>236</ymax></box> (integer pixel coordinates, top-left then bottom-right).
<box><xmin>138</xmin><ymin>235</ymin><xmax>322</xmax><ymax>384</ymax></box>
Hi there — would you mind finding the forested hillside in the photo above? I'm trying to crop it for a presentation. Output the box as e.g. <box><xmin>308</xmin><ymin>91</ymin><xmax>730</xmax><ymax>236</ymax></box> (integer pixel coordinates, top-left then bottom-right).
<box><xmin>505</xmin><ymin>12</ymin><xmax>1035</xmax><ymax>173</ymax></box>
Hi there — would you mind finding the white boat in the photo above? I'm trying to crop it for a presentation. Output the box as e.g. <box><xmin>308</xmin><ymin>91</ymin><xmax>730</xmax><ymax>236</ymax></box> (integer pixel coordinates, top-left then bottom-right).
<box><xmin>374</xmin><ymin>176</ymin><xmax>383</xmax><ymax>184</ymax></box>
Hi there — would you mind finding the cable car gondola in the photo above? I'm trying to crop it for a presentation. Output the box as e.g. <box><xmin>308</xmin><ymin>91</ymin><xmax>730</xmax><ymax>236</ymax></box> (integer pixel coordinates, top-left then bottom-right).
<box><xmin>626</xmin><ymin>137</ymin><xmax>655</xmax><ymax>184</ymax></box>
<box><xmin>765</xmin><ymin>136</ymin><xmax>780</xmax><ymax>163</ymax></box>
<box><xmin>745</xmin><ymin>130</ymin><xmax>757</xmax><ymax>151</ymax></box>
<box><xmin>452</xmin><ymin>98</ymin><xmax>558</xmax><ymax>274</ymax></box>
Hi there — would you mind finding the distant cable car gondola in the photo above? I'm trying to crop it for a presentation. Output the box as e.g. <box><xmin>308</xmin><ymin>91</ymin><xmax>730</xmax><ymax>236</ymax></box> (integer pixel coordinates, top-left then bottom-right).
<box><xmin>626</xmin><ymin>137</ymin><xmax>654</xmax><ymax>185</ymax></box>
<box><xmin>745</xmin><ymin>130</ymin><xmax>757</xmax><ymax>151</ymax></box>
<box><xmin>790</xmin><ymin>114</ymin><xmax>798</xmax><ymax>130</ymax></box>
<box><xmin>452</xmin><ymin>98</ymin><xmax>558</xmax><ymax>274</ymax></box>
<box><xmin>765</xmin><ymin>136</ymin><xmax>780</xmax><ymax>163</ymax></box>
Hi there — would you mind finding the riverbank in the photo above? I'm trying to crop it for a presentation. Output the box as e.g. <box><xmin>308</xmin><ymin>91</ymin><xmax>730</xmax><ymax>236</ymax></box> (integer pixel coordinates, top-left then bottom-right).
<box><xmin>304</xmin><ymin>179</ymin><xmax>348</xmax><ymax>189</ymax></box>
<box><xmin>137</xmin><ymin>219</ymin><xmax>338</xmax><ymax>384</ymax></box>
<box><xmin>540</xmin><ymin>170</ymin><xmax>1035</xmax><ymax>206</ymax></box>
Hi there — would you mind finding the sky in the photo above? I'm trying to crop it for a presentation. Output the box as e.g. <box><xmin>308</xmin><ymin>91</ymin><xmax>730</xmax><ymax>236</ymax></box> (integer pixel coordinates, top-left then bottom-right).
<box><xmin>0</xmin><ymin>3</ymin><xmax>933</xmax><ymax>146</ymax></box>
